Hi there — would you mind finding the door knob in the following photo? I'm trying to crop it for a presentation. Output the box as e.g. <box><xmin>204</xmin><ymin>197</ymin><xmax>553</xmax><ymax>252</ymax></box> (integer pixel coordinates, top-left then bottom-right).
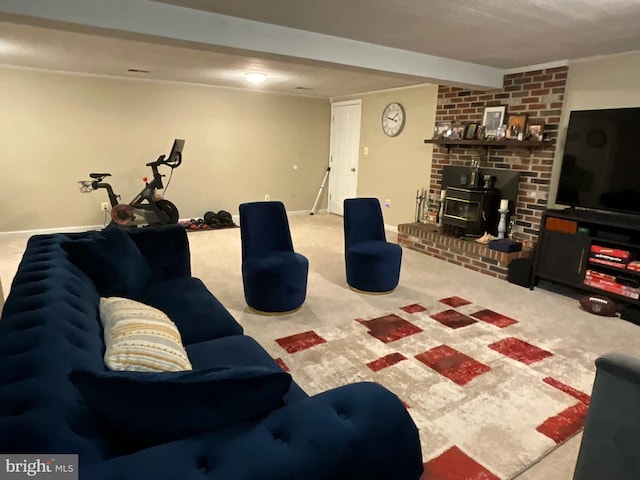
<box><xmin>351</xmin><ymin>168</ymin><xmax>356</xmax><ymax>172</ymax></box>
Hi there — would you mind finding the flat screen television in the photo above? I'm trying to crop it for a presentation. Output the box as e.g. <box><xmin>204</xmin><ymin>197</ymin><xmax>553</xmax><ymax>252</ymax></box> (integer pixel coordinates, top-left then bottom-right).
<box><xmin>556</xmin><ymin>107</ymin><xmax>640</xmax><ymax>215</ymax></box>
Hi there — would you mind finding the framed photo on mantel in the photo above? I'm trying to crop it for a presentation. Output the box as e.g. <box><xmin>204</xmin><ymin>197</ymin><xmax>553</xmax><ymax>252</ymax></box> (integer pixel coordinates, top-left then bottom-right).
<box><xmin>450</xmin><ymin>125</ymin><xmax>465</xmax><ymax>140</ymax></box>
<box><xmin>506</xmin><ymin>114</ymin><xmax>528</xmax><ymax>140</ymax></box>
<box><xmin>465</xmin><ymin>123</ymin><xmax>478</xmax><ymax>139</ymax></box>
<box><xmin>482</xmin><ymin>106</ymin><xmax>507</xmax><ymax>138</ymax></box>
<box><xmin>433</xmin><ymin>121</ymin><xmax>452</xmax><ymax>139</ymax></box>
<box><xmin>527</xmin><ymin>121</ymin><xmax>545</xmax><ymax>141</ymax></box>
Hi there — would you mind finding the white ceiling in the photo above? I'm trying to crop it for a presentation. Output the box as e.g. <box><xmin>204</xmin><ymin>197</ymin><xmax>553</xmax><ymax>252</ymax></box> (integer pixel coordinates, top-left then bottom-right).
<box><xmin>0</xmin><ymin>0</ymin><xmax>639</xmax><ymax>98</ymax></box>
<box><xmin>0</xmin><ymin>21</ymin><xmax>425</xmax><ymax>98</ymax></box>
<box><xmin>158</xmin><ymin>0</ymin><xmax>640</xmax><ymax>68</ymax></box>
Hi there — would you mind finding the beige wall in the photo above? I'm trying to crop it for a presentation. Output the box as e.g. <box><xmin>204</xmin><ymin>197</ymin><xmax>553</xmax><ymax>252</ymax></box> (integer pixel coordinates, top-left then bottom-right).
<box><xmin>0</xmin><ymin>67</ymin><xmax>331</xmax><ymax>232</ymax></box>
<box><xmin>334</xmin><ymin>84</ymin><xmax>438</xmax><ymax>227</ymax></box>
<box><xmin>549</xmin><ymin>52</ymin><xmax>640</xmax><ymax>205</ymax></box>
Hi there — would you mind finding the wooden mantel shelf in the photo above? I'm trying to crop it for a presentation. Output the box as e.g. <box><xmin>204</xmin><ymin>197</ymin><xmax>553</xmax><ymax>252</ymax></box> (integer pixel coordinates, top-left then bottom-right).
<box><xmin>424</xmin><ymin>139</ymin><xmax>553</xmax><ymax>149</ymax></box>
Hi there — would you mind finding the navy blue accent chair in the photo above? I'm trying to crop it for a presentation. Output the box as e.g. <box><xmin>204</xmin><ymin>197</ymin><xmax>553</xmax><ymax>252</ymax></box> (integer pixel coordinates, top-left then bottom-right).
<box><xmin>572</xmin><ymin>353</ymin><xmax>640</xmax><ymax>480</ymax></box>
<box><xmin>344</xmin><ymin>198</ymin><xmax>402</xmax><ymax>293</ymax></box>
<box><xmin>239</xmin><ymin>201</ymin><xmax>309</xmax><ymax>313</ymax></box>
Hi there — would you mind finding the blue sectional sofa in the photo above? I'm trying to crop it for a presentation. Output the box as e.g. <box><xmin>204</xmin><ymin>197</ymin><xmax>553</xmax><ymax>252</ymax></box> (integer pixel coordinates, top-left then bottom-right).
<box><xmin>0</xmin><ymin>225</ymin><xmax>423</xmax><ymax>479</ymax></box>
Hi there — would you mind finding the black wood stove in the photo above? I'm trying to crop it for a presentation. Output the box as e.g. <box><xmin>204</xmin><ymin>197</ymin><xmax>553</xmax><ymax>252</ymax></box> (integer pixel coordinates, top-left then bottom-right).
<box><xmin>441</xmin><ymin>186</ymin><xmax>500</xmax><ymax>237</ymax></box>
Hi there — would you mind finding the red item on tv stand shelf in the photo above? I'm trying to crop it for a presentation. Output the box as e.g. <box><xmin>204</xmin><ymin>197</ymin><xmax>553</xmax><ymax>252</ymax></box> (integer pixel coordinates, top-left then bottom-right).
<box><xmin>592</xmin><ymin>252</ymin><xmax>627</xmax><ymax>263</ymax></box>
<box><xmin>589</xmin><ymin>257</ymin><xmax>627</xmax><ymax>269</ymax></box>
<box><xmin>585</xmin><ymin>270</ymin><xmax>617</xmax><ymax>281</ymax></box>
<box><xmin>627</xmin><ymin>261</ymin><xmax>640</xmax><ymax>272</ymax></box>
<box><xmin>590</xmin><ymin>245</ymin><xmax>631</xmax><ymax>259</ymax></box>
<box><xmin>584</xmin><ymin>270</ymin><xmax>640</xmax><ymax>295</ymax></box>
<box><xmin>584</xmin><ymin>279</ymin><xmax>640</xmax><ymax>300</ymax></box>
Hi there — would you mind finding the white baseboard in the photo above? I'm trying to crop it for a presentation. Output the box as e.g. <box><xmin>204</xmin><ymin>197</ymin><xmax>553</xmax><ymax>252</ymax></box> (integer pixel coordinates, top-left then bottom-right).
<box><xmin>0</xmin><ymin>209</ymin><xmax>332</xmax><ymax>238</ymax></box>
<box><xmin>229</xmin><ymin>209</ymin><xmax>328</xmax><ymax>224</ymax></box>
<box><xmin>385</xmin><ymin>224</ymin><xmax>398</xmax><ymax>233</ymax></box>
<box><xmin>193</xmin><ymin>210</ymin><xmax>326</xmax><ymax>226</ymax></box>
<box><xmin>0</xmin><ymin>224</ymin><xmax>105</xmax><ymax>238</ymax></box>
<box><xmin>289</xmin><ymin>209</ymin><xmax>328</xmax><ymax>216</ymax></box>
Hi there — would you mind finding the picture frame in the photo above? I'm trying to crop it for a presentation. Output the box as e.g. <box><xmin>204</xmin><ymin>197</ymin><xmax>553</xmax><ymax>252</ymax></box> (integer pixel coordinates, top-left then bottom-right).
<box><xmin>481</xmin><ymin>106</ymin><xmax>507</xmax><ymax>137</ymax></box>
<box><xmin>526</xmin><ymin>121</ymin><xmax>545</xmax><ymax>141</ymax></box>
<box><xmin>464</xmin><ymin>123</ymin><xmax>478</xmax><ymax>139</ymax></box>
<box><xmin>506</xmin><ymin>114</ymin><xmax>528</xmax><ymax>140</ymax></box>
<box><xmin>450</xmin><ymin>124</ymin><xmax>465</xmax><ymax>140</ymax></box>
<box><xmin>433</xmin><ymin>121</ymin><xmax>452</xmax><ymax>139</ymax></box>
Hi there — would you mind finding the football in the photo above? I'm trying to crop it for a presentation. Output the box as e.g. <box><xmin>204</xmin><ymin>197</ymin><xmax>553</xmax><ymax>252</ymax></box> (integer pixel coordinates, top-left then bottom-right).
<box><xmin>579</xmin><ymin>295</ymin><xmax>618</xmax><ymax>316</ymax></box>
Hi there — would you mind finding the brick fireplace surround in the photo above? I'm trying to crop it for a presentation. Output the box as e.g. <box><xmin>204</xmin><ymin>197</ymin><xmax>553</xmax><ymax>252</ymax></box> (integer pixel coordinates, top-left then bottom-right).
<box><xmin>398</xmin><ymin>66</ymin><xmax>568</xmax><ymax>279</ymax></box>
<box><xmin>398</xmin><ymin>225</ymin><xmax>533</xmax><ymax>279</ymax></box>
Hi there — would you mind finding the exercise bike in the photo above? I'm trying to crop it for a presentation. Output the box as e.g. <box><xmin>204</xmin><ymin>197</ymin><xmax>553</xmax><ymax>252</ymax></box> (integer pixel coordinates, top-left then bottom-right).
<box><xmin>79</xmin><ymin>139</ymin><xmax>184</xmax><ymax>226</ymax></box>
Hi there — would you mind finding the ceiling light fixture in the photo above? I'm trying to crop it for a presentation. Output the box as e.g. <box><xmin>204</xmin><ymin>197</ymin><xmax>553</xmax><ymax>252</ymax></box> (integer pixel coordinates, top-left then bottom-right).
<box><xmin>0</xmin><ymin>39</ymin><xmax>19</xmax><ymax>54</ymax></box>
<box><xmin>244</xmin><ymin>72</ymin><xmax>267</xmax><ymax>85</ymax></box>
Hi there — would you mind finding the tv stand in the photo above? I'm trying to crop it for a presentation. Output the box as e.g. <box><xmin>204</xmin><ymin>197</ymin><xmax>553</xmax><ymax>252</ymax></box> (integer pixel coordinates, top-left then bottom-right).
<box><xmin>555</xmin><ymin>207</ymin><xmax>639</xmax><ymax>224</ymax></box>
<box><xmin>532</xmin><ymin>208</ymin><xmax>640</xmax><ymax>312</ymax></box>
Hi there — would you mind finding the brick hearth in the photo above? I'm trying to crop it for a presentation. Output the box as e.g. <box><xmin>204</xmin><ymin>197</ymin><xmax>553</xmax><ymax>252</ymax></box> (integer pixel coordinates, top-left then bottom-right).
<box><xmin>398</xmin><ymin>223</ymin><xmax>533</xmax><ymax>280</ymax></box>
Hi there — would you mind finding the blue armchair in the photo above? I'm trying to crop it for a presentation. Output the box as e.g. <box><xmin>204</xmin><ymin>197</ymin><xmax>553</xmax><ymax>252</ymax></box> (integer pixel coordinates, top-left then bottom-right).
<box><xmin>239</xmin><ymin>201</ymin><xmax>309</xmax><ymax>313</ymax></box>
<box><xmin>343</xmin><ymin>198</ymin><xmax>402</xmax><ymax>293</ymax></box>
<box><xmin>572</xmin><ymin>352</ymin><xmax>640</xmax><ymax>480</ymax></box>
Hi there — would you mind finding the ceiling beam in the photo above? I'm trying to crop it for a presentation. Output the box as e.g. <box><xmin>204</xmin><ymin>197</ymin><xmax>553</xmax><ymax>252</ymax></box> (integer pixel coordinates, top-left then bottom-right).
<box><xmin>0</xmin><ymin>0</ymin><xmax>504</xmax><ymax>89</ymax></box>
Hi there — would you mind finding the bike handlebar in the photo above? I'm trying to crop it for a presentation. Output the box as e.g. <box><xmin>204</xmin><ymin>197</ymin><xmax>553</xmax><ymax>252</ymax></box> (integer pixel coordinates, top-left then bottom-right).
<box><xmin>146</xmin><ymin>151</ymin><xmax>182</xmax><ymax>169</ymax></box>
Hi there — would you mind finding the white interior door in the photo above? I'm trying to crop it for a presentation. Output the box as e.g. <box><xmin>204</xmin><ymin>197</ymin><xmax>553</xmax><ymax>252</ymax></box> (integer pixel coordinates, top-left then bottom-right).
<box><xmin>328</xmin><ymin>100</ymin><xmax>361</xmax><ymax>216</ymax></box>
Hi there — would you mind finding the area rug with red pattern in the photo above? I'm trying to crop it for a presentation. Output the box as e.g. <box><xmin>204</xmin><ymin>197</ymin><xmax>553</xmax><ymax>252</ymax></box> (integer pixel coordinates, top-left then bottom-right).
<box><xmin>269</xmin><ymin>296</ymin><xmax>593</xmax><ymax>480</ymax></box>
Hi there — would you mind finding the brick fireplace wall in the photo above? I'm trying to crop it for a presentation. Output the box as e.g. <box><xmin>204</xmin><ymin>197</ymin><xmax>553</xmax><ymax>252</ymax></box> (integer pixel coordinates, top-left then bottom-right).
<box><xmin>399</xmin><ymin>66</ymin><xmax>568</xmax><ymax>280</ymax></box>
<box><xmin>428</xmin><ymin>66</ymin><xmax>568</xmax><ymax>245</ymax></box>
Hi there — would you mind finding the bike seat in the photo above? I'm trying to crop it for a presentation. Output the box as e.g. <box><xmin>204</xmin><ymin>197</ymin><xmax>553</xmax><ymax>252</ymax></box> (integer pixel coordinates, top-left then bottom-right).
<box><xmin>89</xmin><ymin>173</ymin><xmax>111</xmax><ymax>179</ymax></box>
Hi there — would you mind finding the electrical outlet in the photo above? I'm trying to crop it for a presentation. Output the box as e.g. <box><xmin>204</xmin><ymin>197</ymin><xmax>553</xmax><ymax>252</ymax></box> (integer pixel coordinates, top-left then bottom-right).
<box><xmin>101</xmin><ymin>202</ymin><xmax>109</xmax><ymax>211</ymax></box>
<box><xmin>264</xmin><ymin>194</ymin><xmax>270</xmax><ymax>201</ymax></box>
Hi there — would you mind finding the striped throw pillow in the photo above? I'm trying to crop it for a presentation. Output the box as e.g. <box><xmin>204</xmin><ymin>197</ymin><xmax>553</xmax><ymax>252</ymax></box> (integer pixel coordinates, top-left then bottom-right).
<box><xmin>99</xmin><ymin>297</ymin><xmax>192</xmax><ymax>372</ymax></box>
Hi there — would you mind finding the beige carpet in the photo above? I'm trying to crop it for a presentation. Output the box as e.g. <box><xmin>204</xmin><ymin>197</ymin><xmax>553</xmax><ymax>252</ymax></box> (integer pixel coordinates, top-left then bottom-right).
<box><xmin>1</xmin><ymin>213</ymin><xmax>639</xmax><ymax>479</ymax></box>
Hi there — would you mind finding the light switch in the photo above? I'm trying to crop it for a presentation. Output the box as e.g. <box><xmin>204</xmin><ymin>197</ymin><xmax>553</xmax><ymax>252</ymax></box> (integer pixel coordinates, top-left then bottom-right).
<box><xmin>363</xmin><ymin>146</ymin><xmax>369</xmax><ymax>155</ymax></box>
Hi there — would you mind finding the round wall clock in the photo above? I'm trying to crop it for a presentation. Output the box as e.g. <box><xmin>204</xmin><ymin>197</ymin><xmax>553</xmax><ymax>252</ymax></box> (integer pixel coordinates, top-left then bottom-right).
<box><xmin>381</xmin><ymin>102</ymin><xmax>406</xmax><ymax>137</ymax></box>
